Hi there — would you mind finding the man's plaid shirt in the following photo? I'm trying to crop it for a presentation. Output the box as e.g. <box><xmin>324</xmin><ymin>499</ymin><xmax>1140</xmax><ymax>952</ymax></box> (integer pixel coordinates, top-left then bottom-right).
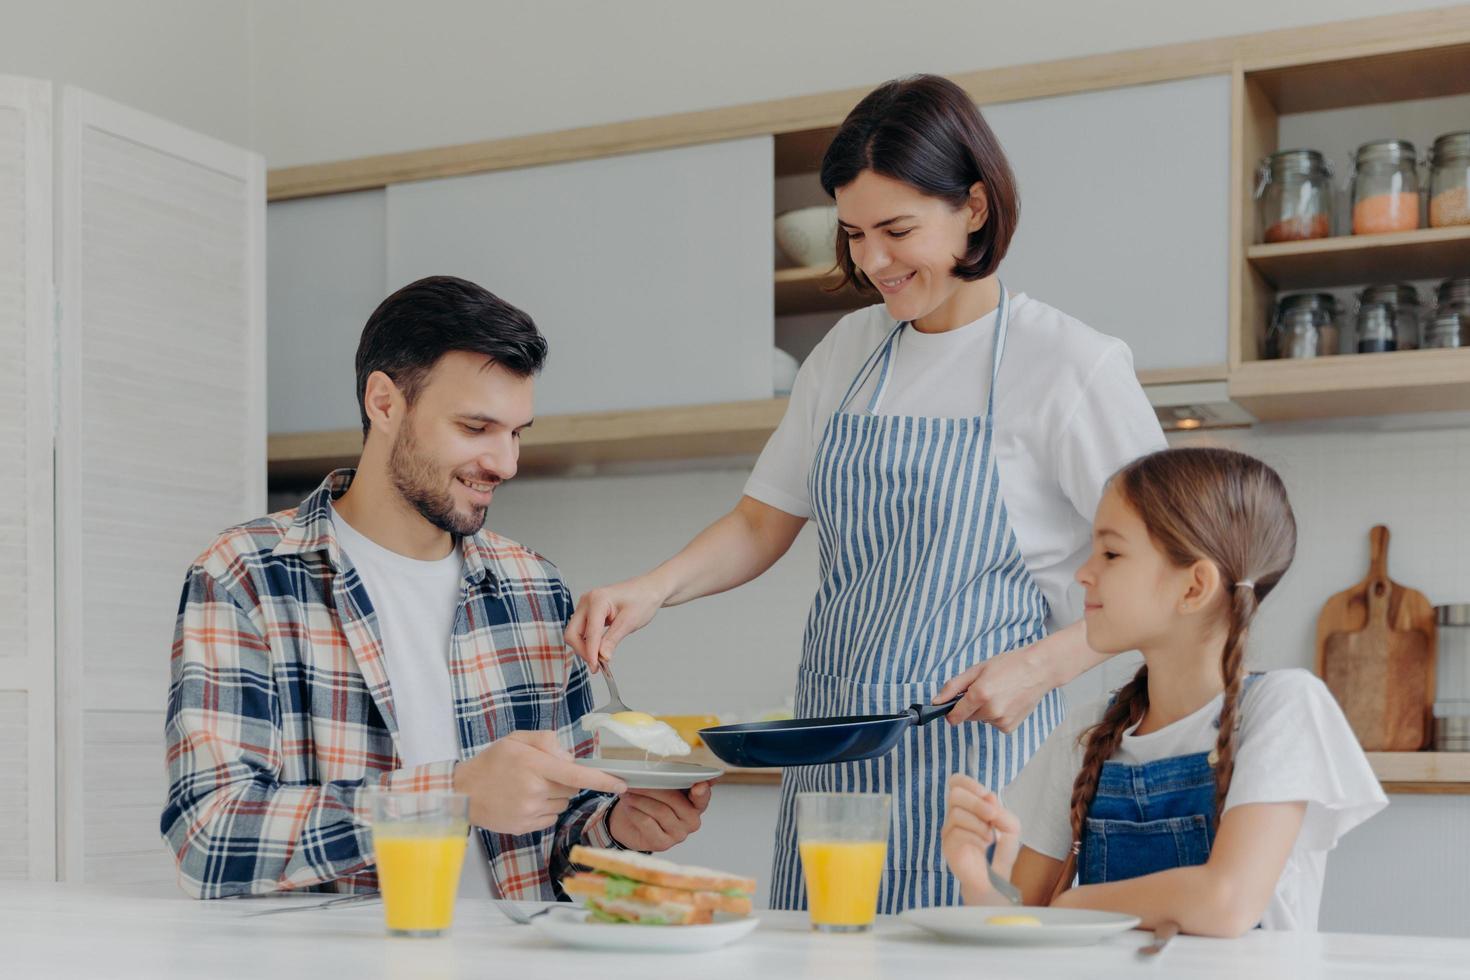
<box><xmin>161</xmin><ymin>469</ymin><xmax>617</xmax><ymax>899</ymax></box>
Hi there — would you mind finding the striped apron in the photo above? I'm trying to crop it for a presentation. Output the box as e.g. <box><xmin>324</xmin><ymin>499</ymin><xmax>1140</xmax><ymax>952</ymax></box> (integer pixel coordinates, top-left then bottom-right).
<box><xmin>769</xmin><ymin>285</ymin><xmax>1064</xmax><ymax>912</ymax></box>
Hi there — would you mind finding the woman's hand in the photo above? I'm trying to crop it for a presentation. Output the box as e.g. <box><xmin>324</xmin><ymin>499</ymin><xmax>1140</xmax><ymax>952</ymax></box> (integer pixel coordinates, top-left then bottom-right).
<box><xmin>942</xmin><ymin>774</ymin><xmax>1022</xmax><ymax>906</ymax></box>
<box><xmin>565</xmin><ymin>576</ymin><xmax>668</xmax><ymax>672</ymax></box>
<box><xmin>936</xmin><ymin>642</ymin><xmax>1055</xmax><ymax>732</ymax></box>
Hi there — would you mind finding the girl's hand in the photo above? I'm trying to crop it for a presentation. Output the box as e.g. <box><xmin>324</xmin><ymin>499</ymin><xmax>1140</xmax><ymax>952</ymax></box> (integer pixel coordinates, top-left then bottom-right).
<box><xmin>936</xmin><ymin>642</ymin><xmax>1053</xmax><ymax>732</ymax></box>
<box><xmin>942</xmin><ymin>774</ymin><xmax>1023</xmax><ymax>905</ymax></box>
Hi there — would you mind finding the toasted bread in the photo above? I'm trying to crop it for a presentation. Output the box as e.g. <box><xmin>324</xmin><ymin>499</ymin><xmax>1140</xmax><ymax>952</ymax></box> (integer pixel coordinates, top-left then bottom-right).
<box><xmin>585</xmin><ymin>896</ymin><xmax>713</xmax><ymax>926</ymax></box>
<box><xmin>569</xmin><ymin>846</ymin><xmax>757</xmax><ymax>895</ymax></box>
<box><xmin>564</xmin><ymin>872</ymin><xmax>753</xmax><ymax>916</ymax></box>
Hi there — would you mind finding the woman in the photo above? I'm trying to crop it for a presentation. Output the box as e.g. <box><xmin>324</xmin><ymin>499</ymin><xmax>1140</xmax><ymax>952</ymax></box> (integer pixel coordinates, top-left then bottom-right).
<box><xmin>565</xmin><ymin>74</ymin><xmax>1166</xmax><ymax>912</ymax></box>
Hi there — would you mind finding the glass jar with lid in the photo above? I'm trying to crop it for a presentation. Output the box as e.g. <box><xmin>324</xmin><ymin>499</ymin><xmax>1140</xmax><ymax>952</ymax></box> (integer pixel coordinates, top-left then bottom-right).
<box><xmin>1438</xmin><ymin>276</ymin><xmax>1470</xmax><ymax>315</ymax></box>
<box><xmin>1429</xmin><ymin>276</ymin><xmax>1470</xmax><ymax>349</ymax></box>
<box><xmin>1434</xmin><ymin>604</ymin><xmax>1470</xmax><ymax>751</ymax></box>
<box><xmin>1351</xmin><ymin>140</ymin><xmax>1421</xmax><ymax>235</ymax></box>
<box><xmin>1429</xmin><ymin>131</ymin><xmax>1470</xmax><ymax>228</ymax></box>
<box><xmin>1425</xmin><ymin>312</ymin><xmax>1468</xmax><ymax>349</ymax></box>
<box><xmin>1355</xmin><ymin>301</ymin><xmax>1397</xmax><ymax>353</ymax></box>
<box><xmin>1357</xmin><ymin>283</ymin><xmax>1422</xmax><ymax>350</ymax></box>
<box><xmin>1255</xmin><ymin>149</ymin><xmax>1333</xmax><ymax>243</ymax></box>
<box><xmin>1266</xmin><ymin>293</ymin><xmax>1340</xmax><ymax>358</ymax></box>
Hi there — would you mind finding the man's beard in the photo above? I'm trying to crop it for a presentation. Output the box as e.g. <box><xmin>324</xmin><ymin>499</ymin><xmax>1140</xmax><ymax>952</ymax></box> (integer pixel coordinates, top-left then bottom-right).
<box><xmin>387</xmin><ymin>417</ymin><xmax>489</xmax><ymax>537</ymax></box>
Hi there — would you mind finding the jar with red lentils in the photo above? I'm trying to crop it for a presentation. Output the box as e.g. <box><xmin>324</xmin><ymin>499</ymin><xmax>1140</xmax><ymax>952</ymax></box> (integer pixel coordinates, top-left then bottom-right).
<box><xmin>1351</xmin><ymin>140</ymin><xmax>1421</xmax><ymax>235</ymax></box>
<box><xmin>1429</xmin><ymin>132</ymin><xmax>1470</xmax><ymax>228</ymax></box>
<box><xmin>1255</xmin><ymin>150</ymin><xmax>1333</xmax><ymax>243</ymax></box>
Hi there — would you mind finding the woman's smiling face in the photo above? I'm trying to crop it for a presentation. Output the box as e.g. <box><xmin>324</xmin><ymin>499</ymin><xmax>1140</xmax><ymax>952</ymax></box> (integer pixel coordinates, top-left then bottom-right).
<box><xmin>834</xmin><ymin>169</ymin><xmax>986</xmax><ymax>327</ymax></box>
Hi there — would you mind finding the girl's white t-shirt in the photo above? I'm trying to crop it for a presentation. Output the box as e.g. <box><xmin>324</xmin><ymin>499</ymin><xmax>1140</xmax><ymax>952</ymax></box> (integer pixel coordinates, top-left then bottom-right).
<box><xmin>745</xmin><ymin>296</ymin><xmax>1167</xmax><ymax>629</ymax></box>
<box><xmin>1003</xmin><ymin>668</ymin><xmax>1389</xmax><ymax>930</ymax></box>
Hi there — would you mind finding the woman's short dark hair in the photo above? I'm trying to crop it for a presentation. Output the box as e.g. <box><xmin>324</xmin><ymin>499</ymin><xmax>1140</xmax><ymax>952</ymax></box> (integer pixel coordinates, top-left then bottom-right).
<box><xmin>354</xmin><ymin>275</ymin><xmax>548</xmax><ymax>437</ymax></box>
<box><xmin>820</xmin><ymin>74</ymin><xmax>1020</xmax><ymax>292</ymax></box>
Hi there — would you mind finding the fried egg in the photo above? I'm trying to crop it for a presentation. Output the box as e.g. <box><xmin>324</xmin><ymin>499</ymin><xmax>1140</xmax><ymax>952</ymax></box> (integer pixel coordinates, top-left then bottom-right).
<box><xmin>986</xmin><ymin>914</ymin><xmax>1042</xmax><ymax>927</ymax></box>
<box><xmin>581</xmin><ymin>710</ymin><xmax>691</xmax><ymax>757</ymax></box>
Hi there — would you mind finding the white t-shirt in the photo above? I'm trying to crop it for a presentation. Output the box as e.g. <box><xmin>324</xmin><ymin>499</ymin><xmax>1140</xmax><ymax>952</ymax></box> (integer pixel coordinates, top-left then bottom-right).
<box><xmin>329</xmin><ymin>505</ymin><xmax>495</xmax><ymax>898</ymax></box>
<box><xmin>746</xmin><ymin>297</ymin><xmax>1167</xmax><ymax>628</ymax></box>
<box><xmin>1003</xmin><ymin>669</ymin><xmax>1388</xmax><ymax>930</ymax></box>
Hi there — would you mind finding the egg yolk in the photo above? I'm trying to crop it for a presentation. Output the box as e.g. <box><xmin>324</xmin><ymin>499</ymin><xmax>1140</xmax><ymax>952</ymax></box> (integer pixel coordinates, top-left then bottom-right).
<box><xmin>986</xmin><ymin>914</ymin><xmax>1042</xmax><ymax>927</ymax></box>
<box><xmin>608</xmin><ymin>711</ymin><xmax>658</xmax><ymax>726</ymax></box>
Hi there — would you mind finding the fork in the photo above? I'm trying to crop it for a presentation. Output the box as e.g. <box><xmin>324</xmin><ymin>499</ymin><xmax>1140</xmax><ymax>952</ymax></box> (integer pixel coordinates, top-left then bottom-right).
<box><xmin>242</xmin><ymin>892</ymin><xmax>380</xmax><ymax>917</ymax></box>
<box><xmin>1138</xmin><ymin>920</ymin><xmax>1179</xmax><ymax>956</ymax></box>
<box><xmin>589</xmin><ymin>663</ymin><xmax>634</xmax><ymax>716</ymax></box>
<box><xmin>966</xmin><ymin>743</ymin><xmax>1022</xmax><ymax>907</ymax></box>
<box><xmin>492</xmin><ymin>899</ymin><xmax>555</xmax><ymax>925</ymax></box>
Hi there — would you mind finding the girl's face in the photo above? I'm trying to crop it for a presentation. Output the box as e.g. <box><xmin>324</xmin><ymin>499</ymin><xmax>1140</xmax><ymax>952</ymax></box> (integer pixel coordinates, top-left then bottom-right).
<box><xmin>834</xmin><ymin>170</ymin><xmax>987</xmax><ymax>327</ymax></box>
<box><xmin>1074</xmin><ymin>486</ymin><xmax>1219</xmax><ymax>655</ymax></box>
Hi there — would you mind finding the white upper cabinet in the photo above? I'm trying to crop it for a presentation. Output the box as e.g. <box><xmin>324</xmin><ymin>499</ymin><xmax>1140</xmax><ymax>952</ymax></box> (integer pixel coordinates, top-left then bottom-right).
<box><xmin>267</xmin><ymin>189</ymin><xmax>385</xmax><ymax>434</ymax></box>
<box><xmin>385</xmin><ymin>136</ymin><xmax>775</xmax><ymax>417</ymax></box>
<box><xmin>984</xmin><ymin>75</ymin><xmax>1231</xmax><ymax>371</ymax></box>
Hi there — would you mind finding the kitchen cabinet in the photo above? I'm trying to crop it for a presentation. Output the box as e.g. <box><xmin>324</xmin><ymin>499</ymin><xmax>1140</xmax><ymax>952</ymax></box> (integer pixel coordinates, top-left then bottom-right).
<box><xmin>267</xmin><ymin>189</ymin><xmax>385</xmax><ymax>435</ymax></box>
<box><xmin>1230</xmin><ymin>43</ymin><xmax>1470</xmax><ymax>421</ymax></box>
<box><xmin>385</xmin><ymin>136</ymin><xmax>774</xmax><ymax>417</ymax></box>
<box><xmin>984</xmin><ymin>75</ymin><xmax>1232</xmax><ymax>372</ymax></box>
<box><xmin>263</xmin><ymin>18</ymin><xmax>1470</xmax><ymax>482</ymax></box>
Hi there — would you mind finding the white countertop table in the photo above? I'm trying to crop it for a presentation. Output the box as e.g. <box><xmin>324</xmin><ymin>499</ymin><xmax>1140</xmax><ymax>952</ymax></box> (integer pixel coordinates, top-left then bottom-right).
<box><xmin>5</xmin><ymin>883</ymin><xmax>1467</xmax><ymax>979</ymax></box>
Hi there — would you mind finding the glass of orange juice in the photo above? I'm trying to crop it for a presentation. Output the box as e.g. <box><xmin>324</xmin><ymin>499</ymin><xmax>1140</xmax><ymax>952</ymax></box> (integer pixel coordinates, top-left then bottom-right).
<box><xmin>369</xmin><ymin>791</ymin><xmax>470</xmax><ymax>938</ymax></box>
<box><xmin>796</xmin><ymin>792</ymin><xmax>891</xmax><ymax>933</ymax></box>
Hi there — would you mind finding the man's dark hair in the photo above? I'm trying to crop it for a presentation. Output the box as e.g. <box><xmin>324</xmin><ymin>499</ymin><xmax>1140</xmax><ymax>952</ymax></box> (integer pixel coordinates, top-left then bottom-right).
<box><xmin>354</xmin><ymin>275</ymin><xmax>548</xmax><ymax>437</ymax></box>
<box><xmin>820</xmin><ymin>74</ymin><xmax>1020</xmax><ymax>291</ymax></box>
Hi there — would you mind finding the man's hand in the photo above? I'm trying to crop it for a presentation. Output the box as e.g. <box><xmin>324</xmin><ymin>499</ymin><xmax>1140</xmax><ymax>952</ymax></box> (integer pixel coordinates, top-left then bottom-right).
<box><xmin>607</xmin><ymin>782</ymin><xmax>712</xmax><ymax>852</ymax></box>
<box><xmin>452</xmin><ymin>730</ymin><xmax>627</xmax><ymax>835</ymax></box>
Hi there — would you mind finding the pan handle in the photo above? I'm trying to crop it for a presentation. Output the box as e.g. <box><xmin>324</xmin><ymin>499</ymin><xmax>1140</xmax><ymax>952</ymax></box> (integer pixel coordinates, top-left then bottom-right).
<box><xmin>909</xmin><ymin>697</ymin><xmax>963</xmax><ymax>727</ymax></box>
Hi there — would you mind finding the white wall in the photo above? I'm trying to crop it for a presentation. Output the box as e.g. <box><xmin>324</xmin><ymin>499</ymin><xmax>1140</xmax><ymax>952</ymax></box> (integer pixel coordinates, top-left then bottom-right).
<box><xmin>245</xmin><ymin>0</ymin><xmax>1454</xmax><ymax>168</ymax></box>
<box><xmin>0</xmin><ymin>0</ymin><xmax>252</xmax><ymax>148</ymax></box>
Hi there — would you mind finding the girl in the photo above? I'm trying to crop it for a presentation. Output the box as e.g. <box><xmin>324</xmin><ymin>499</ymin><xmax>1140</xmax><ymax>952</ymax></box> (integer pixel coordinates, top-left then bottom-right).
<box><xmin>567</xmin><ymin>73</ymin><xmax>1166</xmax><ymax>912</ymax></box>
<box><xmin>941</xmin><ymin>447</ymin><xmax>1386</xmax><ymax>934</ymax></box>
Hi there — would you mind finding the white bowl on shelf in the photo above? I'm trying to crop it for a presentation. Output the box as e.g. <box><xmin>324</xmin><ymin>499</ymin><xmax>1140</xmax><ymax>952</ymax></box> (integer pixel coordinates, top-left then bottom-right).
<box><xmin>775</xmin><ymin>205</ymin><xmax>838</xmax><ymax>267</ymax></box>
<box><xmin>772</xmin><ymin>347</ymin><xmax>799</xmax><ymax>396</ymax></box>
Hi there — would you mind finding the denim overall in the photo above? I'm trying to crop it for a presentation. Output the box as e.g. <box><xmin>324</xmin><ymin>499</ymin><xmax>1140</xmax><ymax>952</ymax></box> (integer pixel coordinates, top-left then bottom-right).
<box><xmin>1079</xmin><ymin>673</ymin><xmax>1263</xmax><ymax>885</ymax></box>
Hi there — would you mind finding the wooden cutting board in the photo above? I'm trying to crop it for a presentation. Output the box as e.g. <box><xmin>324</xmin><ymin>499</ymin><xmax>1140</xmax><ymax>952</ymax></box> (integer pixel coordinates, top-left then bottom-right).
<box><xmin>1316</xmin><ymin>526</ymin><xmax>1436</xmax><ymax>751</ymax></box>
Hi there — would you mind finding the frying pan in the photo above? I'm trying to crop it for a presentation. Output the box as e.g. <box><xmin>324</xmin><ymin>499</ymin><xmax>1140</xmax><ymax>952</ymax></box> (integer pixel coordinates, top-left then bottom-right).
<box><xmin>699</xmin><ymin>698</ymin><xmax>961</xmax><ymax>768</ymax></box>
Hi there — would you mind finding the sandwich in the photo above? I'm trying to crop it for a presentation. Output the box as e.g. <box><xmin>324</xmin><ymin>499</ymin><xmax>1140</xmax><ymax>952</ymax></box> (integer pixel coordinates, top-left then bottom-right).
<box><xmin>564</xmin><ymin>845</ymin><xmax>756</xmax><ymax>925</ymax></box>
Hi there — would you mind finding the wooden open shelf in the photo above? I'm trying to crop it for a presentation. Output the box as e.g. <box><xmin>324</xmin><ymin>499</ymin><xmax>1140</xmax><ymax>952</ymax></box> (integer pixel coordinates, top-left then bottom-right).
<box><xmin>1230</xmin><ymin>32</ymin><xmax>1470</xmax><ymax>388</ymax></box>
<box><xmin>774</xmin><ymin>265</ymin><xmax>870</xmax><ymax>316</ymax></box>
<box><xmin>1367</xmin><ymin>752</ymin><xmax>1470</xmax><ymax>794</ymax></box>
<box><xmin>1245</xmin><ymin>39</ymin><xmax>1470</xmax><ymax>114</ymax></box>
<box><xmin>1246</xmin><ymin>226</ymin><xmax>1470</xmax><ymax>291</ymax></box>
<box><xmin>268</xmin><ymin>398</ymin><xmax>789</xmax><ymax>483</ymax></box>
<box><xmin>1229</xmin><ymin>348</ymin><xmax>1470</xmax><ymax>421</ymax></box>
<box><xmin>774</xmin><ymin>128</ymin><xmax>840</xmax><ymax>177</ymax></box>
<box><xmin>268</xmin><ymin>362</ymin><xmax>1239</xmax><ymax>484</ymax></box>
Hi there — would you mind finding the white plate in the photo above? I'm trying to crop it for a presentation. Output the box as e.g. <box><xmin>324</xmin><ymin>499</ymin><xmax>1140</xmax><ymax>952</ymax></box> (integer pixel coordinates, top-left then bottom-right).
<box><xmin>899</xmin><ymin>906</ymin><xmax>1141</xmax><ymax>946</ymax></box>
<box><xmin>531</xmin><ymin>907</ymin><xmax>759</xmax><ymax>952</ymax></box>
<box><xmin>582</xmin><ymin>757</ymin><xmax>723</xmax><ymax>789</ymax></box>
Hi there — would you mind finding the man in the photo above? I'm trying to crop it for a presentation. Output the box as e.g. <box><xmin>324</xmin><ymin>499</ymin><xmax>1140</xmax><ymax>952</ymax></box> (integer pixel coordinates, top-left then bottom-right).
<box><xmin>162</xmin><ymin>275</ymin><xmax>709</xmax><ymax>899</ymax></box>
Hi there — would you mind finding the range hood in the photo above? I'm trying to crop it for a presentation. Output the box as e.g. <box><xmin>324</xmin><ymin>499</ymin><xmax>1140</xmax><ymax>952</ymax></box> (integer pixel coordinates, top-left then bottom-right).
<box><xmin>1144</xmin><ymin>379</ymin><xmax>1255</xmax><ymax>432</ymax></box>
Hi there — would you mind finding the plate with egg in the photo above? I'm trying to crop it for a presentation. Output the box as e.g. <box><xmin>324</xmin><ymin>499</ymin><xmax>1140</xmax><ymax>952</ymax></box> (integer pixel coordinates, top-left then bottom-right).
<box><xmin>898</xmin><ymin>906</ymin><xmax>1140</xmax><ymax>946</ymax></box>
<box><xmin>581</xmin><ymin>710</ymin><xmax>724</xmax><ymax>789</ymax></box>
